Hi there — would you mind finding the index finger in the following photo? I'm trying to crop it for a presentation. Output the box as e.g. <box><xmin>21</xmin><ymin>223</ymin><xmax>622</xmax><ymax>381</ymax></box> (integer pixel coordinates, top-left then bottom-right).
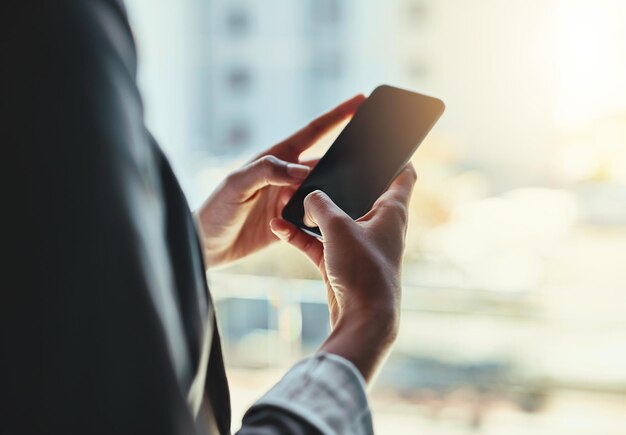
<box><xmin>275</xmin><ymin>94</ymin><xmax>366</xmax><ymax>158</ymax></box>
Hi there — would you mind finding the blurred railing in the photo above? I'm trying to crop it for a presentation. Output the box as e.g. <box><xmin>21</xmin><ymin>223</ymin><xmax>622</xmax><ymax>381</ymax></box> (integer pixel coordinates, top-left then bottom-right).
<box><xmin>210</xmin><ymin>272</ymin><xmax>626</xmax><ymax>395</ymax></box>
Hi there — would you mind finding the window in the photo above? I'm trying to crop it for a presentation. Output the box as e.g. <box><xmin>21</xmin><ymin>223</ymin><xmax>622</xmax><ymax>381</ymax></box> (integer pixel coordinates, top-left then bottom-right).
<box><xmin>227</xmin><ymin>67</ymin><xmax>252</xmax><ymax>95</ymax></box>
<box><xmin>227</xmin><ymin>122</ymin><xmax>251</xmax><ymax>148</ymax></box>
<box><xmin>312</xmin><ymin>0</ymin><xmax>340</xmax><ymax>24</ymax></box>
<box><xmin>226</xmin><ymin>7</ymin><xmax>250</xmax><ymax>36</ymax></box>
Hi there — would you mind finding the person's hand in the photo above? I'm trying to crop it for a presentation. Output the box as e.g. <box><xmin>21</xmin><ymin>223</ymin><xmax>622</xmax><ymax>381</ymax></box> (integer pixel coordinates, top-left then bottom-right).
<box><xmin>195</xmin><ymin>95</ymin><xmax>365</xmax><ymax>268</ymax></box>
<box><xmin>269</xmin><ymin>165</ymin><xmax>417</xmax><ymax>383</ymax></box>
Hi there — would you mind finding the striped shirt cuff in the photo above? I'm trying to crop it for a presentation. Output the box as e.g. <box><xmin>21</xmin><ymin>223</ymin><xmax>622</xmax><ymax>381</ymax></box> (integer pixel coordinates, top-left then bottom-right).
<box><xmin>249</xmin><ymin>352</ymin><xmax>373</xmax><ymax>435</ymax></box>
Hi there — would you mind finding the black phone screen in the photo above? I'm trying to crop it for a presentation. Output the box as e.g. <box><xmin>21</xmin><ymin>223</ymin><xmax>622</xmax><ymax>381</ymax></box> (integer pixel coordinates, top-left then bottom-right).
<box><xmin>282</xmin><ymin>85</ymin><xmax>445</xmax><ymax>237</ymax></box>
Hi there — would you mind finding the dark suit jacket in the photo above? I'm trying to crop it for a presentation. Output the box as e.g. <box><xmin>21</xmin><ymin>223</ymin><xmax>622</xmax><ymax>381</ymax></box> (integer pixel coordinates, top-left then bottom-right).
<box><xmin>2</xmin><ymin>1</ymin><xmax>320</xmax><ymax>434</ymax></box>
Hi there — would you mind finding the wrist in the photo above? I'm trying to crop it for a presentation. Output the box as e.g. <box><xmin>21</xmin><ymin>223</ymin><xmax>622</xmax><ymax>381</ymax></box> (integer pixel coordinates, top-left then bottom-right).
<box><xmin>320</xmin><ymin>305</ymin><xmax>399</xmax><ymax>383</ymax></box>
<box><xmin>341</xmin><ymin>276</ymin><xmax>401</xmax><ymax>338</ymax></box>
<box><xmin>341</xmin><ymin>304</ymin><xmax>399</xmax><ymax>346</ymax></box>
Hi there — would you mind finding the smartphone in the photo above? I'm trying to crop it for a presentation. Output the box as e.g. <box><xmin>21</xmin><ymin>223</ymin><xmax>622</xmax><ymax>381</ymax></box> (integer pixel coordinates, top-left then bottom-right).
<box><xmin>282</xmin><ymin>84</ymin><xmax>445</xmax><ymax>238</ymax></box>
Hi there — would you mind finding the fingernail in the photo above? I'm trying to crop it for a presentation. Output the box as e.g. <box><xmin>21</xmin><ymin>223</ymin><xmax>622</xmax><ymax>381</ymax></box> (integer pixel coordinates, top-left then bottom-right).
<box><xmin>287</xmin><ymin>163</ymin><xmax>310</xmax><ymax>179</ymax></box>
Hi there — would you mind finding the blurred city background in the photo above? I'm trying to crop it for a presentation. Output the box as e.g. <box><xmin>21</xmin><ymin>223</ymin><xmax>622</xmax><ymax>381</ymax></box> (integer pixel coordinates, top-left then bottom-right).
<box><xmin>125</xmin><ymin>0</ymin><xmax>626</xmax><ymax>433</ymax></box>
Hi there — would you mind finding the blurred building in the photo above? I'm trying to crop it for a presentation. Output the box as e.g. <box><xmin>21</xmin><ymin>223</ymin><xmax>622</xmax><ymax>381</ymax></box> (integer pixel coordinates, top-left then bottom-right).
<box><xmin>128</xmin><ymin>0</ymin><xmax>562</xmax><ymax>190</ymax></box>
<box><xmin>188</xmin><ymin>0</ymin><xmax>439</xmax><ymax>156</ymax></box>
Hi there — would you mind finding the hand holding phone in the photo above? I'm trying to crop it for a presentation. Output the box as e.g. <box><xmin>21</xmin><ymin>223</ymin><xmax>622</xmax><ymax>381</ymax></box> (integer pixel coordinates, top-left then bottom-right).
<box><xmin>281</xmin><ymin>85</ymin><xmax>445</xmax><ymax>237</ymax></box>
<box><xmin>270</xmin><ymin>155</ymin><xmax>419</xmax><ymax>383</ymax></box>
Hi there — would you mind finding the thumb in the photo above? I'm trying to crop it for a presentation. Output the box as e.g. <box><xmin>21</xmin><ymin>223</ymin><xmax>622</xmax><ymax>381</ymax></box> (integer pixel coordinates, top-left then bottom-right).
<box><xmin>303</xmin><ymin>190</ymin><xmax>351</xmax><ymax>236</ymax></box>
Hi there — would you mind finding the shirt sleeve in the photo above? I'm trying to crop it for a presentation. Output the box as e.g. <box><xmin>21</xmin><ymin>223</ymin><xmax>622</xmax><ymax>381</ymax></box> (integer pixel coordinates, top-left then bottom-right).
<box><xmin>236</xmin><ymin>353</ymin><xmax>373</xmax><ymax>435</ymax></box>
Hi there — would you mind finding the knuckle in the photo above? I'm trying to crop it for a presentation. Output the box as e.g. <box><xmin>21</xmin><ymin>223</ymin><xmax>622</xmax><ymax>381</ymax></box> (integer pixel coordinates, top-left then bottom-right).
<box><xmin>256</xmin><ymin>155</ymin><xmax>284</xmax><ymax>177</ymax></box>
<box><xmin>301</xmin><ymin>235</ymin><xmax>316</xmax><ymax>252</ymax></box>
<box><xmin>387</xmin><ymin>200</ymin><xmax>409</xmax><ymax>223</ymax></box>
<box><xmin>307</xmin><ymin>119</ymin><xmax>324</xmax><ymax>135</ymax></box>
<box><xmin>259</xmin><ymin>154</ymin><xmax>280</xmax><ymax>167</ymax></box>
<box><xmin>396</xmin><ymin>201</ymin><xmax>409</xmax><ymax>216</ymax></box>
<box><xmin>224</xmin><ymin>170</ymin><xmax>241</xmax><ymax>185</ymax></box>
<box><xmin>283</xmin><ymin>229</ymin><xmax>297</xmax><ymax>243</ymax></box>
<box><xmin>397</xmin><ymin>206</ymin><xmax>409</xmax><ymax>225</ymax></box>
